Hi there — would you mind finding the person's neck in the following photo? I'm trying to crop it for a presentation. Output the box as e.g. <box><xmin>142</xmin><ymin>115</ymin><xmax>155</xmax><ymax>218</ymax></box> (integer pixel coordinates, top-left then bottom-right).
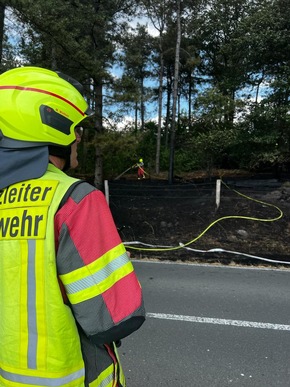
<box><xmin>48</xmin><ymin>155</ymin><xmax>65</xmax><ymax>170</ymax></box>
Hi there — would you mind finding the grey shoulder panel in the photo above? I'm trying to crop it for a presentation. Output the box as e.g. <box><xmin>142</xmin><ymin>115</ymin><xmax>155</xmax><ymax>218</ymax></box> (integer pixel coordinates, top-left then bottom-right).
<box><xmin>58</xmin><ymin>180</ymin><xmax>97</xmax><ymax>209</ymax></box>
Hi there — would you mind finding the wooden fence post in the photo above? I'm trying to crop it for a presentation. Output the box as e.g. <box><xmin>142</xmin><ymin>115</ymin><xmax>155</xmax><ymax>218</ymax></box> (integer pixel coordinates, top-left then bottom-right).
<box><xmin>104</xmin><ymin>180</ymin><xmax>109</xmax><ymax>205</ymax></box>
<box><xmin>216</xmin><ymin>179</ymin><xmax>221</xmax><ymax>209</ymax></box>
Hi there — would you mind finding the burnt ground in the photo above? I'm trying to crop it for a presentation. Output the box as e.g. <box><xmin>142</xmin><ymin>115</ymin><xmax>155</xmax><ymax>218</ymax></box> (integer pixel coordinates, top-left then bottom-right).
<box><xmin>107</xmin><ymin>171</ymin><xmax>290</xmax><ymax>267</ymax></box>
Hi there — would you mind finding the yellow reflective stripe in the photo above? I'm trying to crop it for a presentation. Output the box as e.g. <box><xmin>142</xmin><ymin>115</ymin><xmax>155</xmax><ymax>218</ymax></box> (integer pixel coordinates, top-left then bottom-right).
<box><xmin>20</xmin><ymin>240</ymin><xmax>28</xmax><ymax>369</ymax></box>
<box><xmin>65</xmin><ymin>252</ymin><xmax>130</xmax><ymax>293</ymax></box>
<box><xmin>35</xmin><ymin>239</ymin><xmax>47</xmax><ymax>370</ymax></box>
<box><xmin>119</xmin><ymin>369</ymin><xmax>126</xmax><ymax>387</ymax></box>
<box><xmin>67</xmin><ymin>260</ymin><xmax>133</xmax><ymax>305</ymax></box>
<box><xmin>60</xmin><ymin>245</ymin><xmax>134</xmax><ymax>305</ymax></box>
<box><xmin>0</xmin><ymin>363</ymin><xmax>85</xmax><ymax>386</ymax></box>
<box><xmin>113</xmin><ymin>344</ymin><xmax>126</xmax><ymax>387</ymax></box>
<box><xmin>27</xmin><ymin>239</ymin><xmax>38</xmax><ymax>369</ymax></box>
<box><xmin>89</xmin><ymin>364</ymin><xmax>114</xmax><ymax>387</ymax></box>
<box><xmin>61</xmin><ymin>244</ymin><xmax>126</xmax><ymax>284</ymax></box>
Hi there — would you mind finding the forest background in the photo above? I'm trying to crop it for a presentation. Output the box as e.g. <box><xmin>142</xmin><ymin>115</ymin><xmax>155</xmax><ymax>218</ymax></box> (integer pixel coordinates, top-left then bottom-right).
<box><xmin>1</xmin><ymin>0</ymin><xmax>290</xmax><ymax>188</ymax></box>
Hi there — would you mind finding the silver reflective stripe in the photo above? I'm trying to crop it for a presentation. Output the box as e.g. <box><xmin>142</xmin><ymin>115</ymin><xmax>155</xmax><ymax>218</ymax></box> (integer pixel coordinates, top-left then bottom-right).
<box><xmin>66</xmin><ymin>253</ymin><xmax>129</xmax><ymax>294</ymax></box>
<box><xmin>27</xmin><ymin>239</ymin><xmax>38</xmax><ymax>369</ymax></box>
<box><xmin>0</xmin><ymin>367</ymin><xmax>85</xmax><ymax>386</ymax></box>
<box><xmin>99</xmin><ymin>372</ymin><xmax>114</xmax><ymax>387</ymax></box>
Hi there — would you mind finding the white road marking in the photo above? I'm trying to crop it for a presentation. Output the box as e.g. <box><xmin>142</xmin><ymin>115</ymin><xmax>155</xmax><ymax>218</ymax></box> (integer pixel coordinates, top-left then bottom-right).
<box><xmin>147</xmin><ymin>313</ymin><xmax>290</xmax><ymax>331</ymax></box>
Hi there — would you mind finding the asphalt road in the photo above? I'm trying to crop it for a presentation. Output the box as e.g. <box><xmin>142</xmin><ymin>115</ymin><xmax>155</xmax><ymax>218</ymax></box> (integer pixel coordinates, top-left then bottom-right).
<box><xmin>120</xmin><ymin>260</ymin><xmax>290</xmax><ymax>386</ymax></box>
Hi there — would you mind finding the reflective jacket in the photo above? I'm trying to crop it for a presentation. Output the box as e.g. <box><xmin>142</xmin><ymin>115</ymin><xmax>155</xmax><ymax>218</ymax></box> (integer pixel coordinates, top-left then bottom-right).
<box><xmin>0</xmin><ymin>164</ymin><xmax>145</xmax><ymax>387</ymax></box>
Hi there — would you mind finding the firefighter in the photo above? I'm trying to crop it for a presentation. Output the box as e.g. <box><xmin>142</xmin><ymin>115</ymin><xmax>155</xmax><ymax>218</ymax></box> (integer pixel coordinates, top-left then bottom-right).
<box><xmin>137</xmin><ymin>158</ymin><xmax>146</xmax><ymax>179</ymax></box>
<box><xmin>0</xmin><ymin>67</ymin><xmax>145</xmax><ymax>387</ymax></box>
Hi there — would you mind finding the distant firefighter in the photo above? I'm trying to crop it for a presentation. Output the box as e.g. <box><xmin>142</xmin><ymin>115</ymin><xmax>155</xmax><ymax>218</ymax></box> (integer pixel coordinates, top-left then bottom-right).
<box><xmin>137</xmin><ymin>158</ymin><xmax>146</xmax><ymax>179</ymax></box>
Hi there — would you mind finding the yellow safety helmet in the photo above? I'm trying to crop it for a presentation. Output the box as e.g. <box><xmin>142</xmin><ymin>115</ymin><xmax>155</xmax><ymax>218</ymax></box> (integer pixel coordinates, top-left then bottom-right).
<box><xmin>0</xmin><ymin>66</ymin><xmax>93</xmax><ymax>148</ymax></box>
<box><xmin>139</xmin><ymin>158</ymin><xmax>143</xmax><ymax>163</ymax></box>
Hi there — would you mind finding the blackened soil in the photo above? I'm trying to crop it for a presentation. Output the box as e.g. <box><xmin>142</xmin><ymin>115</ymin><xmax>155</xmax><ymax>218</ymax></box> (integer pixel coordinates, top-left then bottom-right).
<box><xmin>108</xmin><ymin>174</ymin><xmax>290</xmax><ymax>267</ymax></box>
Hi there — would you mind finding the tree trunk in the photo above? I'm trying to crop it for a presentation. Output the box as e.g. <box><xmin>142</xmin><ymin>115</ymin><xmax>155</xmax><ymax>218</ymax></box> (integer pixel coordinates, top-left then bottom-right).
<box><xmin>50</xmin><ymin>44</ymin><xmax>57</xmax><ymax>70</ymax></box>
<box><xmin>168</xmin><ymin>0</ymin><xmax>181</xmax><ymax>184</ymax></box>
<box><xmin>155</xmin><ymin>37</ymin><xmax>164</xmax><ymax>174</ymax></box>
<box><xmin>188</xmin><ymin>73</ymin><xmax>192</xmax><ymax>122</ymax></box>
<box><xmin>80</xmin><ymin>129</ymin><xmax>88</xmax><ymax>173</ymax></box>
<box><xmin>0</xmin><ymin>4</ymin><xmax>5</xmax><ymax>66</ymax></box>
<box><xmin>94</xmin><ymin>144</ymin><xmax>103</xmax><ymax>190</ymax></box>
<box><xmin>94</xmin><ymin>80</ymin><xmax>103</xmax><ymax>132</ymax></box>
<box><xmin>165</xmin><ymin>75</ymin><xmax>172</xmax><ymax>148</ymax></box>
<box><xmin>140</xmin><ymin>76</ymin><xmax>145</xmax><ymax>131</ymax></box>
<box><xmin>135</xmin><ymin>101</ymin><xmax>138</xmax><ymax>131</ymax></box>
<box><xmin>94</xmin><ymin>80</ymin><xmax>104</xmax><ymax>189</ymax></box>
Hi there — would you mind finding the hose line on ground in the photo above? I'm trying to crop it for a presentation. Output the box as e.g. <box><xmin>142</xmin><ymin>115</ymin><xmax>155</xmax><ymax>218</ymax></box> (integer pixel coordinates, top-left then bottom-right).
<box><xmin>124</xmin><ymin>180</ymin><xmax>285</xmax><ymax>263</ymax></box>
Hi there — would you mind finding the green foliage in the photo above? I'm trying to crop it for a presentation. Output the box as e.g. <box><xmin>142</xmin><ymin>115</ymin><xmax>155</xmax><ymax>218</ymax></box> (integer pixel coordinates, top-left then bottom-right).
<box><xmin>174</xmin><ymin>149</ymin><xmax>199</xmax><ymax>173</ymax></box>
<box><xmin>93</xmin><ymin>131</ymin><xmax>143</xmax><ymax>179</ymax></box>
<box><xmin>228</xmin><ymin>131</ymin><xmax>287</xmax><ymax>171</ymax></box>
<box><xmin>229</xmin><ymin>98</ymin><xmax>290</xmax><ymax>171</ymax></box>
<box><xmin>3</xmin><ymin>0</ymin><xmax>290</xmax><ymax>179</ymax></box>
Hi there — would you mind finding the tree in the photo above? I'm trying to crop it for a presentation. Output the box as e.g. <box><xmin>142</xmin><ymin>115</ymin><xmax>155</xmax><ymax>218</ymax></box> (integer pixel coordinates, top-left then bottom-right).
<box><xmin>4</xmin><ymin>0</ymin><xmax>137</xmax><ymax>188</ymax></box>
<box><xmin>0</xmin><ymin>3</ymin><xmax>4</xmax><ymax>66</ymax></box>
<box><xmin>237</xmin><ymin>0</ymin><xmax>290</xmax><ymax>168</ymax></box>
<box><xmin>117</xmin><ymin>24</ymin><xmax>154</xmax><ymax>131</ymax></box>
<box><xmin>168</xmin><ymin>0</ymin><xmax>182</xmax><ymax>184</ymax></box>
<box><xmin>191</xmin><ymin>0</ymin><xmax>256</xmax><ymax>122</ymax></box>
<box><xmin>3</xmin><ymin>0</ymin><xmax>290</xmax><ymax>178</ymax></box>
<box><xmin>192</xmin><ymin>87</ymin><xmax>240</xmax><ymax>174</ymax></box>
<box><xmin>140</xmin><ymin>0</ymin><xmax>174</xmax><ymax>174</ymax></box>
